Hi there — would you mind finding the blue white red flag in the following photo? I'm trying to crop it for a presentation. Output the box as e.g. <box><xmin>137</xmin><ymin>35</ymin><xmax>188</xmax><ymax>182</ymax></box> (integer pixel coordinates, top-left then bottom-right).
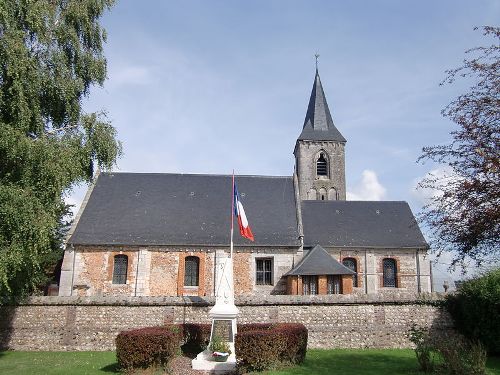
<box><xmin>233</xmin><ymin>183</ymin><xmax>254</xmax><ymax>241</ymax></box>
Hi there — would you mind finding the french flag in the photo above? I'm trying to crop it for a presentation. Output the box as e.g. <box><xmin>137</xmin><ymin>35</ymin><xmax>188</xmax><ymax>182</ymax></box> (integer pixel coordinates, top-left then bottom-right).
<box><xmin>234</xmin><ymin>183</ymin><xmax>254</xmax><ymax>241</ymax></box>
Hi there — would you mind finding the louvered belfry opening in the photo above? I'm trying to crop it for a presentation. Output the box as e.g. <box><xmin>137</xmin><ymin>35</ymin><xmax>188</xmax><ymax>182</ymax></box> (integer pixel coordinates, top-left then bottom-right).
<box><xmin>112</xmin><ymin>254</ymin><xmax>128</xmax><ymax>284</ymax></box>
<box><xmin>316</xmin><ymin>153</ymin><xmax>328</xmax><ymax>176</ymax></box>
<box><xmin>184</xmin><ymin>256</ymin><xmax>200</xmax><ymax>286</ymax></box>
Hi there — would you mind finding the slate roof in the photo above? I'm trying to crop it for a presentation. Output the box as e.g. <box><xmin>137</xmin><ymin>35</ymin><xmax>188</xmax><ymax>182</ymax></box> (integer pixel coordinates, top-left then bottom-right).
<box><xmin>297</xmin><ymin>70</ymin><xmax>346</xmax><ymax>143</ymax></box>
<box><xmin>69</xmin><ymin>173</ymin><xmax>301</xmax><ymax>247</ymax></box>
<box><xmin>301</xmin><ymin>201</ymin><xmax>428</xmax><ymax>248</ymax></box>
<box><xmin>285</xmin><ymin>245</ymin><xmax>355</xmax><ymax>276</ymax></box>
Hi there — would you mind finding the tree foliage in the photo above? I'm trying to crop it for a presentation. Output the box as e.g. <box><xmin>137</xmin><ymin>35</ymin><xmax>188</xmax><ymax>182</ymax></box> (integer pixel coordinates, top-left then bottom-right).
<box><xmin>445</xmin><ymin>268</ymin><xmax>500</xmax><ymax>355</ymax></box>
<box><xmin>418</xmin><ymin>26</ymin><xmax>500</xmax><ymax>267</ymax></box>
<box><xmin>0</xmin><ymin>0</ymin><xmax>121</xmax><ymax>299</ymax></box>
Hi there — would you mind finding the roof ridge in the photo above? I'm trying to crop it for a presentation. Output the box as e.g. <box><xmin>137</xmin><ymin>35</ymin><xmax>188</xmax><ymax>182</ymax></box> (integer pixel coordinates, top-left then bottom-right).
<box><xmin>303</xmin><ymin>200</ymin><xmax>409</xmax><ymax>204</ymax></box>
<box><xmin>100</xmin><ymin>172</ymin><xmax>294</xmax><ymax>179</ymax></box>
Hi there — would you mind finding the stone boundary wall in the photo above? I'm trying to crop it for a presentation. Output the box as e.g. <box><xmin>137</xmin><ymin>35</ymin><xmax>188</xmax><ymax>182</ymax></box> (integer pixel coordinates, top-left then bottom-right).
<box><xmin>0</xmin><ymin>294</ymin><xmax>452</xmax><ymax>351</ymax></box>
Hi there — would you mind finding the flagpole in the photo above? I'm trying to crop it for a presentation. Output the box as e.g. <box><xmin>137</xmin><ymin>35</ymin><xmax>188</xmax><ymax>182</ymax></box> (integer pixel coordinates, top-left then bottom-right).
<box><xmin>230</xmin><ymin>170</ymin><xmax>235</xmax><ymax>259</ymax></box>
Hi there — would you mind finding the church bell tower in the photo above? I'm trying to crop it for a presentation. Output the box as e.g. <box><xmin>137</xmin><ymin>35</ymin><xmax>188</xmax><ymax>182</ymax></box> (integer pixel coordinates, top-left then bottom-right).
<box><xmin>294</xmin><ymin>69</ymin><xmax>346</xmax><ymax>201</ymax></box>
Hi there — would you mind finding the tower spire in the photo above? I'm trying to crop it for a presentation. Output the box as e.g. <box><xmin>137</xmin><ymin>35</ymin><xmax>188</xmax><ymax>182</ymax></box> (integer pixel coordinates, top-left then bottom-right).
<box><xmin>297</xmin><ymin>68</ymin><xmax>346</xmax><ymax>142</ymax></box>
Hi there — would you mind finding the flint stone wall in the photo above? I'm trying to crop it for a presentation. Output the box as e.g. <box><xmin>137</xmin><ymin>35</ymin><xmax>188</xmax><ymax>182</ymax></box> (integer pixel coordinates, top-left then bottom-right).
<box><xmin>0</xmin><ymin>294</ymin><xmax>451</xmax><ymax>351</ymax></box>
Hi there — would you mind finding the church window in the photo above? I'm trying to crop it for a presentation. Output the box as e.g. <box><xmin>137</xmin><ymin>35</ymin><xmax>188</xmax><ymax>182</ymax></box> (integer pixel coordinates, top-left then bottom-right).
<box><xmin>112</xmin><ymin>254</ymin><xmax>128</xmax><ymax>284</ymax></box>
<box><xmin>327</xmin><ymin>275</ymin><xmax>341</xmax><ymax>294</ymax></box>
<box><xmin>256</xmin><ymin>258</ymin><xmax>273</xmax><ymax>285</ymax></box>
<box><xmin>383</xmin><ymin>258</ymin><xmax>397</xmax><ymax>287</ymax></box>
<box><xmin>316</xmin><ymin>153</ymin><xmax>328</xmax><ymax>176</ymax></box>
<box><xmin>342</xmin><ymin>258</ymin><xmax>358</xmax><ymax>287</ymax></box>
<box><xmin>302</xmin><ymin>275</ymin><xmax>318</xmax><ymax>295</ymax></box>
<box><xmin>184</xmin><ymin>256</ymin><xmax>200</xmax><ymax>286</ymax></box>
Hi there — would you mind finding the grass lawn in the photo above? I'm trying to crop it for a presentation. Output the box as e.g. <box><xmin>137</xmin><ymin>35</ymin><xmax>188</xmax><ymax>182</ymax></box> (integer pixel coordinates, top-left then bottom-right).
<box><xmin>0</xmin><ymin>349</ymin><xmax>499</xmax><ymax>374</ymax></box>
<box><xmin>261</xmin><ymin>349</ymin><xmax>500</xmax><ymax>375</ymax></box>
<box><xmin>0</xmin><ymin>351</ymin><xmax>118</xmax><ymax>374</ymax></box>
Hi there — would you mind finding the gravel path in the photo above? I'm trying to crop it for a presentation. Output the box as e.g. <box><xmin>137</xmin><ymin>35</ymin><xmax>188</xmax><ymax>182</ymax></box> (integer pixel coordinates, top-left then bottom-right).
<box><xmin>167</xmin><ymin>356</ymin><xmax>237</xmax><ymax>375</ymax></box>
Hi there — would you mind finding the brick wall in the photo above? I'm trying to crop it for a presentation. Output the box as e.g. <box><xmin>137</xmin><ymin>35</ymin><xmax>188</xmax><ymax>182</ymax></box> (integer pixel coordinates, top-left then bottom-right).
<box><xmin>0</xmin><ymin>294</ymin><xmax>451</xmax><ymax>351</ymax></box>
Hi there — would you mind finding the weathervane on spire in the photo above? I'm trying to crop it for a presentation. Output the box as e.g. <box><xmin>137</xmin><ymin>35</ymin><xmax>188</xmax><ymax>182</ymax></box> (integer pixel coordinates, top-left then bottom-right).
<box><xmin>315</xmin><ymin>53</ymin><xmax>320</xmax><ymax>70</ymax></box>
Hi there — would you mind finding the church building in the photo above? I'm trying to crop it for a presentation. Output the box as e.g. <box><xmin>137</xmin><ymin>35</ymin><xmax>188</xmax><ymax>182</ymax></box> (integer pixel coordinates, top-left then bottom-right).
<box><xmin>58</xmin><ymin>69</ymin><xmax>432</xmax><ymax>298</ymax></box>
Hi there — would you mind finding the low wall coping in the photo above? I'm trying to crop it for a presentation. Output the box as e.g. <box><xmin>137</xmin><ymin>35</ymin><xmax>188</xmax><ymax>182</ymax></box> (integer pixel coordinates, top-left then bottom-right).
<box><xmin>5</xmin><ymin>293</ymin><xmax>445</xmax><ymax>307</ymax></box>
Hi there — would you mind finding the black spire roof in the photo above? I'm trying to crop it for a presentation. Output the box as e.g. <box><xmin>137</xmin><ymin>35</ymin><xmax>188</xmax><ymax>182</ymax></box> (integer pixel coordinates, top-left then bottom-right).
<box><xmin>297</xmin><ymin>70</ymin><xmax>346</xmax><ymax>142</ymax></box>
<box><xmin>285</xmin><ymin>245</ymin><xmax>355</xmax><ymax>276</ymax></box>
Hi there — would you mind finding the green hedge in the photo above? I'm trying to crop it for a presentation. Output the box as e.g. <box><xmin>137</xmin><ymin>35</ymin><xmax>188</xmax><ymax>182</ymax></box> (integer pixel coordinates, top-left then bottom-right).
<box><xmin>115</xmin><ymin>326</ymin><xmax>181</xmax><ymax>370</ymax></box>
<box><xmin>445</xmin><ymin>268</ymin><xmax>500</xmax><ymax>355</ymax></box>
<box><xmin>235</xmin><ymin>323</ymin><xmax>308</xmax><ymax>372</ymax></box>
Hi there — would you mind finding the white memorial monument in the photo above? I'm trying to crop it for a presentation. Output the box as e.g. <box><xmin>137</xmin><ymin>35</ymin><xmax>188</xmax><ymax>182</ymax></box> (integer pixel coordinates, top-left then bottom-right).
<box><xmin>192</xmin><ymin>175</ymin><xmax>253</xmax><ymax>373</ymax></box>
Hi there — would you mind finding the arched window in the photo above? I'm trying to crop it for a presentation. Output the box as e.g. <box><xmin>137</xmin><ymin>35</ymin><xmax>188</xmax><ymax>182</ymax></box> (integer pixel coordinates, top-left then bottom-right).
<box><xmin>383</xmin><ymin>258</ymin><xmax>397</xmax><ymax>287</ymax></box>
<box><xmin>319</xmin><ymin>188</ymin><xmax>327</xmax><ymax>201</ymax></box>
<box><xmin>316</xmin><ymin>153</ymin><xmax>328</xmax><ymax>176</ymax></box>
<box><xmin>328</xmin><ymin>188</ymin><xmax>338</xmax><ymax>201</ymax></box>
<box><xmin>184</xmin><ymin>256</ymin><xmax>200</xmax><ymax>286</ymax></box>
<box><xmin>112</xmin><ymin>254</ymin><xmax>128</xmax><ymax>284</ymax></box>
<box><xmin>342</xmin><ymin>258</ymin><xmax>358</xmax><ymax>287</ymax></box>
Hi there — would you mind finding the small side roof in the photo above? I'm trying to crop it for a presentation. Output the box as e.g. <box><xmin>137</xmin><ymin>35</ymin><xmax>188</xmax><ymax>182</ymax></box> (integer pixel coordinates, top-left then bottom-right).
<box><xmin>286</xmin><ymin>245</ymin><xmax>355</xmax><ymax>276</ymax></box>
<box><xmin>301</xmin><ymin>201</ymin><xmax>429</xmax><ymax>248</ymax></box>
<box><xmin>69</xmin><ymin>173</ymin><xmax>301</xmax><ymax>247</ymax></box>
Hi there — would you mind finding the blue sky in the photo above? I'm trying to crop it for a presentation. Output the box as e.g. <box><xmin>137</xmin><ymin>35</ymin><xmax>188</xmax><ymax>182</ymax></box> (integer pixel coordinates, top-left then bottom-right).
<box><xmin>71</xmin><ymin>0</ymin><xmax>499</xmax><ymax>289</ymax></box>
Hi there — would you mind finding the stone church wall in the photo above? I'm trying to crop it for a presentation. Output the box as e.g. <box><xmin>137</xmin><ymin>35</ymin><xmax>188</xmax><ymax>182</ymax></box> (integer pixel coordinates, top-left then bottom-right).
<box><xmin>61</xmin><ymin>246</ymin><xmax>300</xmax><ymax>298</ymax></box>
<box><xmin>324</xmin><ymin>247</ymin><xmax>432</xmax><ymax>294</ymax></box>
<box><xmin>0</xmin><ymin>294</ymin><xmax>451</xmax><ymax>351</ymax></box>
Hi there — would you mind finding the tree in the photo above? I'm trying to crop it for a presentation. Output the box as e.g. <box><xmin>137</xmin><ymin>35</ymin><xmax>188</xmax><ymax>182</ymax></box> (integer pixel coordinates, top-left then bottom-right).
<box><xmin>418</xmin><ymin>26</ymin><xmax>499</xmax><ymax>267</ymax></box>
<box><xmin>0</xmin><ymin>0</ymin><xmax>121</xmax><ymax>299</ymax></box>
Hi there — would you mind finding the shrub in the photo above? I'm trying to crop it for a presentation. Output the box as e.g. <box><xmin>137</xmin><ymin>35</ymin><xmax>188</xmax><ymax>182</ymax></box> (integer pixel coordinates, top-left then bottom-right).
<box><xmin>115</xmin><ymin>326</ymin><xmax>181</xmax><ymax>370</ymax></box>
<box><xmin>445</xmin><ymin>268</ymin><xmax>500</xmax><ymax>354</ymax></box>
<box><xmin>407</xmin><ymin>324</ymin><xmax>437</xmax><ymax>373</ymax></box>
<box><xmin>209</xmin><ymin>334</ymin><xmax>231</xmax><ymax>354</ymax></box>
<box><xmin>237</xmin><ymin>323</ymin><xmax>273</xmax><ymax>333</ymax></box>
<box><xmin>435</xmin><ymin>332</ymin><xmax>487</xmax><ymax>375</ymax></box>
<box><xmin>182</xmin><ymin>323</ymin><xmax>211</xmax><ymax>354</ymax></box>
<box><xmin>273</xmin><ymin>323</ymin><xmax>308</xmax><ymax>364</ymax></box>
<box><xmin>235</xmin><ymin>323</ymin><xmax>308</xmax><ymax>373</ymax></box>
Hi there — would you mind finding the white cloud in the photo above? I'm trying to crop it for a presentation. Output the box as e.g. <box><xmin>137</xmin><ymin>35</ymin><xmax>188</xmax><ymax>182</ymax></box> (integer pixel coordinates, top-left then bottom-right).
<box><xmin>347</xmin><ymin>169</ymin><xmax>386</xmax><ymax>201</ymax></box>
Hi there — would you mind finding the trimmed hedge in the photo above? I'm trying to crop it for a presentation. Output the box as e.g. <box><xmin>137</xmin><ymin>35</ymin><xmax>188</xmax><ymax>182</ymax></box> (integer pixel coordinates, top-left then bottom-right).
<box><xmin>235</xmin><ymin>323</ymin><xmax>308</xmax><ymax>372</ymax></box>
<box><xmin>115</xmin><ymin>322</ymin><xmax>308</xmax><ymax>372</ymax></box>
<box><xmin>115</xmin><ymin>326</ymin><xmax>181</xmax><ymax>370</ymax></box>
<box><xmin>445</xmin><ymin>268</ymin><xmax>500</xmax><ymax>355</ymax></box>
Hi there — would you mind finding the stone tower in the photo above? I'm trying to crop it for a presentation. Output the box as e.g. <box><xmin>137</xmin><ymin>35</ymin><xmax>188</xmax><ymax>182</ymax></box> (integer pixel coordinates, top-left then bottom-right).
<box><xmin>294</xmin><ymin>69</ymin><xmax>346</xmax><ymax>201</ymax></box>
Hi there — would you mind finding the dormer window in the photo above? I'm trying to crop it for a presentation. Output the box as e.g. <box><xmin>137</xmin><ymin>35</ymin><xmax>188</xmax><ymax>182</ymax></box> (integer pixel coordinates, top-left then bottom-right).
<box><xmin>316</xmin><ymin>153</ymin><xmax>328</xmax><ymax>176</ymax></box>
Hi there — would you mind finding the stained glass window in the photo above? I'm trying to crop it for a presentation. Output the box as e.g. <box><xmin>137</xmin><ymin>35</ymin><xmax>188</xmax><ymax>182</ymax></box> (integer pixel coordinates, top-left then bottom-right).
<box><xmin>342</xmin><ymin>258</ymin><xmax>358</xmax><ymax>287</ymax></box>
<box><xmin>112</xmin><ymin>255</ymin><xmax>128</xmax><ymax>284</ymax></box>
<box><xmin>184</xmin><ymin>256</ymin><xmax>200</xmax><ymax>286</ymax></box>
<box><xmin>383</xmin><ymin>258</ymin><xmax>397</xmax><ymax>287</ymax></box>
